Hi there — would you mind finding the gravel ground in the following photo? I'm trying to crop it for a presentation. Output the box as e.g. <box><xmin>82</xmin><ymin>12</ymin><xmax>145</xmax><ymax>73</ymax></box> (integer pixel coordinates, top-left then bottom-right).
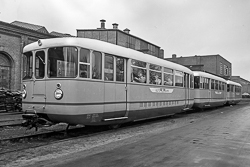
<box><xmin>0</xmin><ymin>123</ymin><xmax>70</xmax><ymax>140</ymax></box>
<box><xmin>1</xmin><ymin>102</ymin><xmax>249</xmax><ymax>167</ymax></box>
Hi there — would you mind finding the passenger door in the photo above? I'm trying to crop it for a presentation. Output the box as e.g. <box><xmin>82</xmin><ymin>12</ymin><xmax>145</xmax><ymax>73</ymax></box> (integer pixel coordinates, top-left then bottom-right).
<box><xmin>184</xmin><ymin>73</ymin><xmax>190</xmax><ymax>109</ymax></box>
<box><xmin>32</xmin><ymin>50</ymin><xmax>46</xmax><ymax>108</ymax></box>
<box><xmin>103</xmin><ymin>55</ymin><xmax>127</xmax><ymax>120</ymax></box>
<box><xmin>208</xmin><ymin>78</ymin><xmax>211</xmax><ymax>105</ymax></box>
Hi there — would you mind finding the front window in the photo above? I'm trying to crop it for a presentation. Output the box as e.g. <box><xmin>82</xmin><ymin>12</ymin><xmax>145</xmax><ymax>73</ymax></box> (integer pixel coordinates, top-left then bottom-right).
<box><xmin>35</xmin><ymin>51</ymin><xmax>45</xmax><ymax>79</ymax></box>
<box><xmin>23</xmin><ymin>52</ymin><xmax>33</xmax><ymax>80</ymax></box>
<box><xmin>48</xmin><ymin>47</ymin><xmax>78</xmax><ymax>78</ymax></box>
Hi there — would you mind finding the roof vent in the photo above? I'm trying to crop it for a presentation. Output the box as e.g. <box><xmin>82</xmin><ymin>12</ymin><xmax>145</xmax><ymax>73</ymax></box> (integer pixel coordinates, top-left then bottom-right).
<box><xmin>112</xmin><ymin>23</ymin><xmax>118</xmax><ymax>29</ymax></box>
<box><xmin>100</xmin><ymin>19</ymin><xmax>106</xmax><ymax>29</ymax></box>
<box><xmin>123</xmin><ymin>28</ymin><xmax>130</xmax><ymax>34</ymax></box>
<box><xmin>172</xmin><ymin>54</ymin><xmax>177</xmax><ymax>58</ymax></box>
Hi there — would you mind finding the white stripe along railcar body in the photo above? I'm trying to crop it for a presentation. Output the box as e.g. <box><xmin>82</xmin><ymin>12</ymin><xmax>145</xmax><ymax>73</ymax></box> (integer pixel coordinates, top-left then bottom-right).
<box><xmin>226</xmin><ymin>80</ymin><xmax>242</xmax><ymax>105</ymax></box>
<box><xmin>22</xmin><ymin>38</ymin><xmax>195</xmax><ymax>127</ymax></box>
<box><xmin>193</xmin><ymin>71</ymin><xmax>227</xmax><ymax>109</ymax></box>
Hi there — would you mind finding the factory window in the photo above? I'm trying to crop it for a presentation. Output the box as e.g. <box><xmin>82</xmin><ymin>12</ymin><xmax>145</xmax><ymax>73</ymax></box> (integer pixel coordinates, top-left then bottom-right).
<box><xmin>220</xmin><ymin>62</ymin><xmax>223</xmax><ymax>74</ymax></box>
<box><xmin>127</xmin><ymin>36</ymin><xmax>135</xmax><ymax>49</ymax></box>
<box><xmin>224</xmin><ymin>65</ymin><xmax>228</xmax><ymax>76</ymax></box>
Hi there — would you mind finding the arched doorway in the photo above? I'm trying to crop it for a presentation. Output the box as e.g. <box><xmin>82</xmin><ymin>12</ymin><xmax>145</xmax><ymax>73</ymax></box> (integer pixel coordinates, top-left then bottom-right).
<box><xmin>0</xmin><ymin>52</ymin><xmax>11</xmax><ymax>89</ymax></box>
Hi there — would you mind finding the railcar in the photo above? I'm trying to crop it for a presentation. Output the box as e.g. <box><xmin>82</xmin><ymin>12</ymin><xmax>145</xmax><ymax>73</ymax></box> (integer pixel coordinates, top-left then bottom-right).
<box><xmin>193</xmin><ymin>71</ymin><xmax>227</xmax><ymax>109</ymax></box>
<box><xmin>22</xmin><ymin>37</ymin><xmax>195</xmax><ymax>129</ymax></box>
<box><xmin>226</xmin><ymin>80</ymin><xmax>242</xmax><ymax>105</ymax></box>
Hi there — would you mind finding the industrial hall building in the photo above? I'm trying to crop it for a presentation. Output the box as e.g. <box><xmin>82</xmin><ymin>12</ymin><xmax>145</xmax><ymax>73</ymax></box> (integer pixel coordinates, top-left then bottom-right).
<box><xmin>77</xmin><ymin>19</ymin><xmax>164</xmax><ymax>59</ymax></box>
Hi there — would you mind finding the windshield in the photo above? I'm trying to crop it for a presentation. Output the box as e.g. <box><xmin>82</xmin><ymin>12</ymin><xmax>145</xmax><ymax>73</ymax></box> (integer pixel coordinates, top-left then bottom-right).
<box><xmin>48</xmin><ymin>47</ymin><xmax>78</xmax><ymax>78</ymax></box>
<box><xmin>23</xmin><ymin>51</ymin><xmax>33</xmax><ymax>80</ymax></box>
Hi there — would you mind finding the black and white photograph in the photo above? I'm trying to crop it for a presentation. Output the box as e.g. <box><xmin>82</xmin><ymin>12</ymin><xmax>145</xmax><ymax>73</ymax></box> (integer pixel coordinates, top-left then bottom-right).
<box><xmin>0</xmin><ymin>0</ymin><xmax>250</xmax><ymax>166</ymax></box>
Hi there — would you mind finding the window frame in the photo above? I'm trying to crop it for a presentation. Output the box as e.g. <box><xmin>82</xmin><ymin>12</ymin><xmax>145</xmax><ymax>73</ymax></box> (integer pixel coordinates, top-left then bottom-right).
<box><xmin>149</xmin><ymin>63</ymin><xmax>162</xmax><ymax>85</ymax></box>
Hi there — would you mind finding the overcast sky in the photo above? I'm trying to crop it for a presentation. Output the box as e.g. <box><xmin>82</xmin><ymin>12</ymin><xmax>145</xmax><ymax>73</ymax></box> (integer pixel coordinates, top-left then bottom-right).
<box><xmin>1</xmin><ymin>0</ymin><xmax>250</xmax><ymax>81</ymax></box>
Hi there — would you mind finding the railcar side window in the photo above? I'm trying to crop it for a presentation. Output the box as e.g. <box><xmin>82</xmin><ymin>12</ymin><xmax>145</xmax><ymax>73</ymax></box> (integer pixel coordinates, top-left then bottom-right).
<box><xmin>190</xmin><ymin>75</ymin><xmax>194</xmax><ymax>88</ymax></box>
<box><xmin>236</xmin><ymin>86</ymin><xmax>241</xmax><ymax>93</ymax></box>
<box><xmin>35</xmin><ymin>51</ymin><xmax>45</xmax><ymax>79</ymax></box>
<box><xmin>218</xmin><ymin>81</ymin><xmax>222</xmax><ymax>90</ymax></box>
<box><xmin>194</xmin><ymin>76</ymin><xmax>200</xmax><ymax>89</ymax></box>
<box><xmin>48</xmin><ymin>47</ymin><xmax>78</xmax><ymax>78</ymax></box>
<box><xmin>215</xmin><ymin>80</ymin><xmax>218</xmax><ymax>90</ymax></box>
<box><xmin>227</xmin><ymin>84</ymin><xmax>230</xmax><ymax>92</ymax></box>
<box><xmin>92</xmin><ymin>51</ymin><xmax>102</xmax><ymax>80</ymax></box>
<box><xmin>163</xmin><ymin>68</ymin><xmax>173</xmax><ymax>86</ymax></box>
<box><xmin>79</xmin><ymin>48</ymin><xmax>90</xmax><ymax>78</ymax></box>
<box><xmin>131</xmin><ymin>59</ymin><xmax>146</xmax><ymax>83</ymax></box>
<box><xmin>104</xmin><ymin>54</ymin><xmax>114</xmax><ymax>81</ymax></box>
<box><xmin>23</xmin><ymin>52</ymin><xmax>33</xmax><ymax>80</ymax></box>
<box><xmin>116</xmin><ymin>57</ymin><xmax>124</xmax><ymax>82</ymax></box>
<box><xmin>175</xmin><ymin>71</ymin><xmax>183</xmax><ymax>87</ymax></box>
<box><xmin>231</xmin><ymin>85</ymin><xmax>235</xmax><ymax>92</ymax></box>
<box><xmin>149</xmin><ymin>64</ymin><xmax>162</xmax><ymax>85</ymax></box>
<box><xmin>211</xmin><ymin>79</ymin><xmax>215</xmax><ymax>90</ymax></box>
<box><xmin>205</xmin><ymin>78</ymin><xmax>210</xmax><ymax>89</ymax></box>
<box><xmin>200</xmin><ymin>77</ymin><xmax>204</xmax><ymax>89</ymax></box>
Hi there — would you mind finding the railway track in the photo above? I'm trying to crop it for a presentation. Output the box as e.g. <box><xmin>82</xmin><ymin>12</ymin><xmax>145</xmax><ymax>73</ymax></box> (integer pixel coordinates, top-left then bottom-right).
<box><xmin>0</xmin><ymin>110</ymin><xmax>196</xmax><ymax>156</ymax></box>
<box><xmin>0</xmin><ymin>125</ymin><xmax>110</xmax><ymax>155</ymax></box>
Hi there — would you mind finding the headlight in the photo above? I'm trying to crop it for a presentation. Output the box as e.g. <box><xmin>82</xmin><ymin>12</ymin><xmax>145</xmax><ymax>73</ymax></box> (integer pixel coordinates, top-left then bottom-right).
<box><xmin>22</xmin><ymin>90</ymin><xmax>27</xmax><ymax>99</ymax></box>
<box><xmin>54</xmin><ymin>89</ymin><xmax>63</xmax><ymax>100</ymax></box>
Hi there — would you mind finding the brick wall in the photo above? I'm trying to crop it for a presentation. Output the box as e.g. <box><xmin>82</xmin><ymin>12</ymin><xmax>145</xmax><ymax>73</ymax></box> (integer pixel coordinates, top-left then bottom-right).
<box><xmin>0</xmin><ymin>22</ymin><xmax>54</xmax><ymax>90</ymax></box>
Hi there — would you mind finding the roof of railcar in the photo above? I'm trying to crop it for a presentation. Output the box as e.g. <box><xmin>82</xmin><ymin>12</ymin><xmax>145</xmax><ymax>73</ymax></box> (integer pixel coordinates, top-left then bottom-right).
<box><xmin>227</xmin><ymin>80</ymin><xmax>242</xmax><ymax>87</ymax></box>
<box><xmin>23</xmin><ymin>37</ymin><xmax>193</xmax><ymax>74</ymax></box>
<box><xmin>193</xmin><ymin>71</ymin><xmax>227</xmax><ymax>83</ymax></box>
